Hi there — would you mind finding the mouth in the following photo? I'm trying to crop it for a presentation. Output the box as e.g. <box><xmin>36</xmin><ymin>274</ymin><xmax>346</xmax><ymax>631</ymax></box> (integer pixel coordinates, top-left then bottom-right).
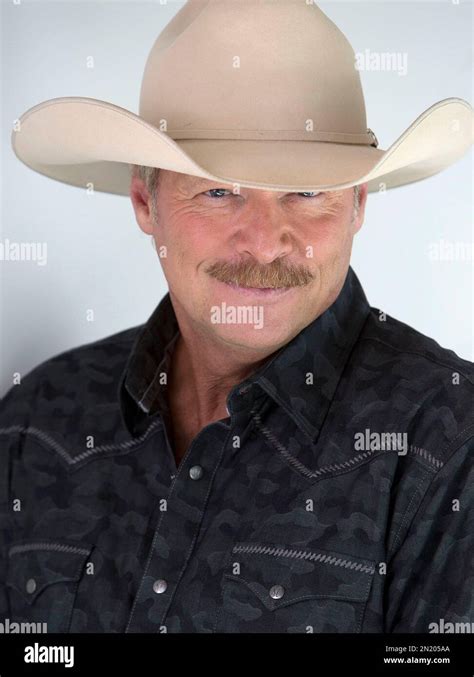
<box><xmin>218</xmin><ymin>279</ymin><xmax>295</xmax><ymax>297</ymax></box>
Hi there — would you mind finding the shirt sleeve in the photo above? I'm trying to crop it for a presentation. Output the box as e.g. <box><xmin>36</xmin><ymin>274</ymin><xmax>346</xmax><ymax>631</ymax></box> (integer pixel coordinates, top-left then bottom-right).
<box><xmin>384</xmin><ymin>437</ymin><xmax>474</xmax><ymax>632</ymax></box>
<box><xmin>0</xmin><ymin>383</ymin><xmax>28</xmax><ymax>619</ymax></box>
<box><xmin>0</xmin><ymin>404</ymin><xmax>12</xmax><ymax>618</ymax></box>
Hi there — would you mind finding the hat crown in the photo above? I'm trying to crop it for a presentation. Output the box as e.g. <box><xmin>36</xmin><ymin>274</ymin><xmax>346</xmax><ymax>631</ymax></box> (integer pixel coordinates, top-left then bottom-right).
<box><xmin>139</xmin><ymin>0</ymin><xmax>370</xmax><ymax>143</ymax></box>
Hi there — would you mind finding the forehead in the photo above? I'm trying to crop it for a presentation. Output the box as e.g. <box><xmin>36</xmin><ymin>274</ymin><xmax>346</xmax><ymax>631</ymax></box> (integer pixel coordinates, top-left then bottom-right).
<box><xmin>173</xmin><ymin>173</ymin><xmax>297</xmax><ymax>196</ymax></box>
<box><xmin>176</xmin><ymin>173</ymin><xmax>234</xmax><ymax>190</ymax></box>
<box><xmin>171</xmin><ymin>172</ymin><xmax>347</xmax><ymax>199</ymax></box>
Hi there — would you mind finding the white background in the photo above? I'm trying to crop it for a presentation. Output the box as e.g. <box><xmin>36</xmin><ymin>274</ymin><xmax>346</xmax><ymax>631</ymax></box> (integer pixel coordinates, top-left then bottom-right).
<box><xmin>0</xmin><ymin>0</ymin><xmax>472</xmax><ymax>397</ymax></box>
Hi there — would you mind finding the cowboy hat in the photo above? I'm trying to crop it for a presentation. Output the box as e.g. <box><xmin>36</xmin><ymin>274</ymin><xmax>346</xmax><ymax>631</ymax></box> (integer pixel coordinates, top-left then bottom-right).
<box><xmin>10</xmin><ymin>0</ymin><xmax>473</xmax><ymax>196</ymax></box>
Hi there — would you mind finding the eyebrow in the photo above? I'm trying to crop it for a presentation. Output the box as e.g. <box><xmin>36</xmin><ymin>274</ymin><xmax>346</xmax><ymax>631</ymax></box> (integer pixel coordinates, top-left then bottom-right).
<box><xmin>182</xmin><ymin>177</ymin><xmax>338</xmax><ymax>196</ymax></box>
<box><xmin>185</xmin><ymin>176</ymin><xmax>232</xmax><ymax>189</ymax></box>
<box><xmin>186</xmin><ymin>176</ymin><xmax>206</xmax><ymax>186</ymax></box>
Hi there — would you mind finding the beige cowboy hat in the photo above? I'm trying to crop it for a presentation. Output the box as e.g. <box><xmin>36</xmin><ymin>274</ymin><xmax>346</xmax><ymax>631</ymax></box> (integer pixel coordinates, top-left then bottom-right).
<box><xmin>11</xmin><ymin>0</ymin><xmax>473</xmax><ymax>196</ymax></box>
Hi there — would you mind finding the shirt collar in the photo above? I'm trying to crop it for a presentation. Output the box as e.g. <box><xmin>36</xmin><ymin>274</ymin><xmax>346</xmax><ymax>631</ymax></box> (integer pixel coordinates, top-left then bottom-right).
<box><xmin>117</xmin><ymin>292</ymin><xmax>180</xmax><ymax>436</ymax></box>
<box><xmin>248</xmin><ymin>265</ymin><xmax>371</xmax><ymax>443</ymax></box>
<box><xmin>118</xmin><ymin>266</ymin><xmax>371</xmax><ymax>442</ymax></box>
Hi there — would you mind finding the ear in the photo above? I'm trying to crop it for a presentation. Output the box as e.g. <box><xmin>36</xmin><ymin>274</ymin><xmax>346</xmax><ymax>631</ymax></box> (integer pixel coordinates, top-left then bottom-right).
<box><xmin>130</xmin><ymin>174</ymin><xmax>154</xmax><ymax>236</ymax></box>
<box><xmin>352</xmin><ymin>183</ymin><xmax>369</xmax><ymax>235</ymax></box>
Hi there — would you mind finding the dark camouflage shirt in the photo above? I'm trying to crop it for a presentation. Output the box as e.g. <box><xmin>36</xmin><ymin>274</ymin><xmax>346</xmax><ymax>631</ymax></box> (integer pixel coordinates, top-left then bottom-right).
<box><xmin>0</xmin><ymin>266</ymin><xmax>473</xmax><ymax>633</ymax></box>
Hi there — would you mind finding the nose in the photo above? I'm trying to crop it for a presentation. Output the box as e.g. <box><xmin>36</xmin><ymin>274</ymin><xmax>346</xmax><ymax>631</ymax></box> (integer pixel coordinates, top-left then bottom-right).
<box><xmin>231</xmin><ymin>198</ymin><xmax>294</xmax><ymax>264</ymax></box>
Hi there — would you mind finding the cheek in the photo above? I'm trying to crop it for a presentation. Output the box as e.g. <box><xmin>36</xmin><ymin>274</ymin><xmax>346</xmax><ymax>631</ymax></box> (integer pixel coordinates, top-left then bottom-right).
<box><xmin>158</xmin><ymin>223</ymin><xmax>214</xmax><ymax>283</ymax></box>
<box><xmin>155</xmin><ymin>210</ymin><xmax>198</xmax><ymax>253</ymax></box>
<box><xmin>303</xmin><ymin>216</ymin><xmax>351</xmax><ymax>260</ymax></box>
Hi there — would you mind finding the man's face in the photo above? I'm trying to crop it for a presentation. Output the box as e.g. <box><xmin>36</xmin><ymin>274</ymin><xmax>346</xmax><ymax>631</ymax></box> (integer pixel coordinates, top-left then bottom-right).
<box><xmin>131</xmin><ymin>170</ymin><xmax>368</xmax><ymax>354</ymax></box>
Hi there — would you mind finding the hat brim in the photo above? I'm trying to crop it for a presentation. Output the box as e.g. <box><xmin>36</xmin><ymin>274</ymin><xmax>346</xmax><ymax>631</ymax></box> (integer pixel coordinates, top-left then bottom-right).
<box><xmin>11</xmin><ymin>96</ymin><xmax>473</xmax><ymax>195</ymax></box>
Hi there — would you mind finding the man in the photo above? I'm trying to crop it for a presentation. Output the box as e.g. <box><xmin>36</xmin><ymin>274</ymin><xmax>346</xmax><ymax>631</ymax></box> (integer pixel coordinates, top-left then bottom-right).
<box><xmin>1</xmin><ymin>0</ymin><xmax>473</xmax><ymax>634</ymax></box>
<box><xmin>130</xmin><ymin>168</ymin><xmax>366</xmax><ymax>466</ymax></box>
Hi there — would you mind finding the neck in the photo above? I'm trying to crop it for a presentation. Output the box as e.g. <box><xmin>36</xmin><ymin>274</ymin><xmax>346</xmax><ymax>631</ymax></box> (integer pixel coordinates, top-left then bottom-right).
<box><xmin>168</xmin><ymin>293</ymin><xmax>282</xmax><ymax>426</ymax></box>
<box><xmin>168</xmin><ymin>330</ymin><xmax>271</xmax><ymax>426</ymax></box>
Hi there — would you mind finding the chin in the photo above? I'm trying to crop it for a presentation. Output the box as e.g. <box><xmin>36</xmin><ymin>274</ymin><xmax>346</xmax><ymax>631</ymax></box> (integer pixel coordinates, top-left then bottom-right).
<box><xmin>210</xmin><ymin>321</ymin><xmax>295</xmax><ymax>353</ymax></box>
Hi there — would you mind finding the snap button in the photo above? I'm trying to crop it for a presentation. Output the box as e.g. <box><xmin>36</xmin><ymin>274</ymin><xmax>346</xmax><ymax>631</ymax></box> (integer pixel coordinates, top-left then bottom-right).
<box><xmin>269</xmin><ymin>584</ymin><xmax>285</xmax><ymax>600</ymax></box>
<box><xmin>153</xmin><ymin>579</ymin><xmax>167</xmax><ymax>594</ymax></box>
<box><xmin>189</xmin><ymin>465</ymin><xmax>203</xmax><ymax>480</ymax></box>
<box><xmin>25</xmin><ymin>578</ymin><xmax>37</xmax><ymax>594</ymax></box>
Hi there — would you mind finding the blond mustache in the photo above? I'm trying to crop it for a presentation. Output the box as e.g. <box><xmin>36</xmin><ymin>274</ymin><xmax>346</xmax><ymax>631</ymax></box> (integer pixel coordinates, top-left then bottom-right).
<box><xmin>205</xmin><ymin>260</ymin><xmax>313</xmax><ymax>288</ymax></box>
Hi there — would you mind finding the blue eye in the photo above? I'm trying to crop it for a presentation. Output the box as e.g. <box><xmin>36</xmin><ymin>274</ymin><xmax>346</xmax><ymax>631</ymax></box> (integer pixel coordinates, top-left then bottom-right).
<box><xmin>203</xmin><ymin>189</ymin><xmax>323</xmax><ymax>199</ymax></box>
<box><xmin>204</xmin><ymin>188</ymin><xmax>232</xmax><ymax>198</ymax></box>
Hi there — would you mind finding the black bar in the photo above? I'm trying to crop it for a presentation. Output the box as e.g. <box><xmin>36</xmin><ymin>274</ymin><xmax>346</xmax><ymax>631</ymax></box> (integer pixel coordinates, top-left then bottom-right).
<box><xmin>0</xmin><ymin>633</ymin><xmax>472</xmax><ymax>676</ymax></box>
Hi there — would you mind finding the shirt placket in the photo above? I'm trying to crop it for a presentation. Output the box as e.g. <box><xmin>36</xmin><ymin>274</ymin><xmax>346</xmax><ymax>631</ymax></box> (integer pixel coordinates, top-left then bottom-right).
<box><xmin>124</xmin><ymin>417</ymin><xmax>232</xmax><ymax>633</ymax></box>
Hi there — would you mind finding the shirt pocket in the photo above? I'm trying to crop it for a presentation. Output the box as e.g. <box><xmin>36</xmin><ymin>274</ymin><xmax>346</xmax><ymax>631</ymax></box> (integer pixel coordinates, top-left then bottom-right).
<box><xmin>214</xmin><ymin>541</ymin><xmax>375</xmax><ymax>633</ymax></box>
<box><xmin>5</xmin><ymin>539</ymin><xmax>94</xmax><ymax>633</ymax></box>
